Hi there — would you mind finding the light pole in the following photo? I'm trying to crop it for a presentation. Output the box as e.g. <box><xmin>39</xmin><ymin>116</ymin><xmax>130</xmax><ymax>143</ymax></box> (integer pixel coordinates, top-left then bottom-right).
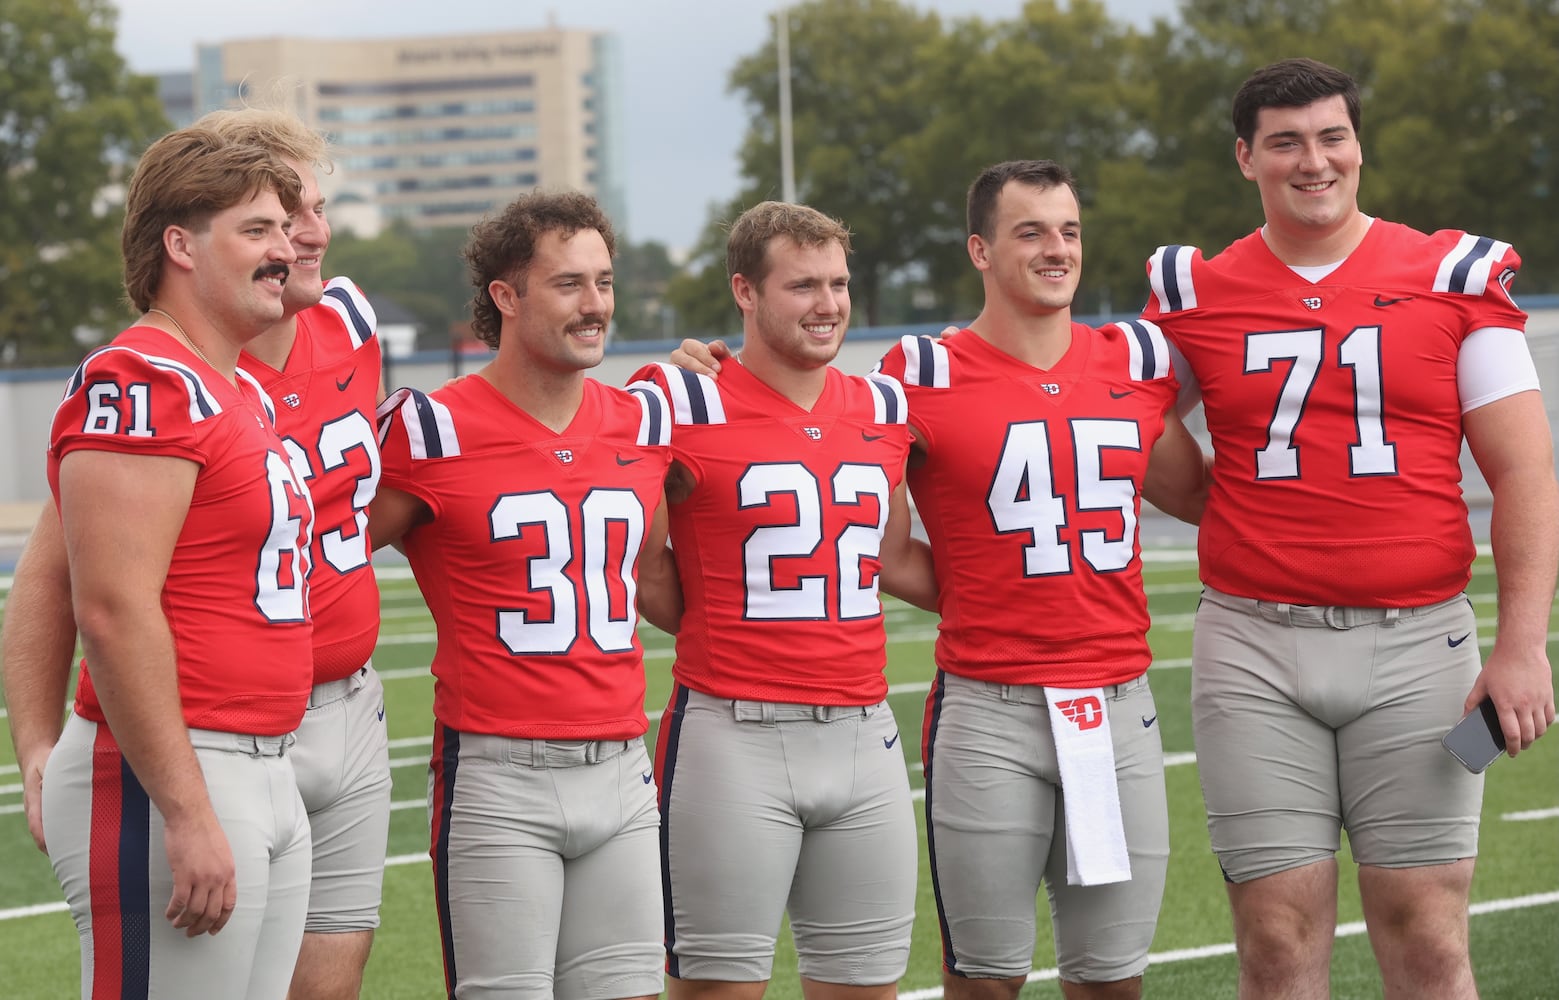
<box><xmin>777</xmin><ymin>5</ymin><xmax>796</xmax><ymax>203</ymax></box>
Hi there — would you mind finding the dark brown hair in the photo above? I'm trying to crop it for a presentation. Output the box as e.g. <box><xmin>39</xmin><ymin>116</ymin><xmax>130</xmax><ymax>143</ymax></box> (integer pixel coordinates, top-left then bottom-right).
<box><xmin>1232</xmin><ymin>58</ymin><xmax>1361</xmax><ymax>145</ymax></box>
<box><xmin>464</xmin><ymin>191</ymin><xmax>616</xmax><ymax>349</ymax></box>
<box><xmin>966</xmin><ymin>160</ymin><xmax>1079</xmax><ymax>240</ymax></box>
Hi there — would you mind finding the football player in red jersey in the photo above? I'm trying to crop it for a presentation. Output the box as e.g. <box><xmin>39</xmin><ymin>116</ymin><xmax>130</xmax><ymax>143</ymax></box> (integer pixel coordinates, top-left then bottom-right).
<box><xmin>3</xmin><ymin>110</ymin><xmax>391</xmax><ymax>1000</ymax></box>
<box><xmin>632</xmin><ymin>201</ymin><xmax>934</xmax><ymax>1000</ymax></box>
<box><xmin>671</xmin><ymin>164</ymin><xmax>1208</xmax><ymax>1000</ymax></box>
<box><xmin>11</xmin><ymin>127</ymin><xmax>316</xmax><ymax>999</ymax></box>
<box><xmin>368</xmin><ymin>192</ymin><xmax>673</xmax><ymax>1000</ymax></box>
<box><xmin>1141</xmin><ymin>58</ymin><xmax>1557</xmax><ymax>998</ymax></box>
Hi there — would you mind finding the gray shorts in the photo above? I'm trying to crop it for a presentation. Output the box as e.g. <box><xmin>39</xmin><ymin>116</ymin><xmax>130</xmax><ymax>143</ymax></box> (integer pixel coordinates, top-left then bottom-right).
<box><xmin>44</xmin><ymin>714</ymin><xmax>313</xmax><ymax>1000</ymax></box>
<box><xmin>655</xmin><ymin>687</ymin><xmax>917</xmax><ymax>985</ymax></box>
<box><xmin>291</xmin><ymin>663</ymin><xmax>392</xmax><ymax>933</ymax></box>
<box><xmin>1192</xmin><ymin>587</ymin><xmax>1484</xmax><ymax>882</ymax></box>
<box><xmin>923</xmin><ymin>671</ymin><xmax>1168</xmax><ymax>983</ymax></box>
<box><xmin>428</xmin><ymin>726</ymin><xmax>663</xmax><ymax>1000</ymax></box>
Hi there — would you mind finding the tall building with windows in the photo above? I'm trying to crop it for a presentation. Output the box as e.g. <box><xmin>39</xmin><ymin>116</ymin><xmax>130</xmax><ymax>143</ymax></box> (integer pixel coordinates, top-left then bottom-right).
<box><xmin>194</xmin><ymin>27</ymin><xmax>626</xmax><ymax>236</ymax></box>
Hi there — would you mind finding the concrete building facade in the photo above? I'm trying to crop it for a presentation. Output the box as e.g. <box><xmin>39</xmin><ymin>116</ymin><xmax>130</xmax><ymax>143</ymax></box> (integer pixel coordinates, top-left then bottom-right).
<box><xmin>193</xmin><ymin>27</ymin><xmax>626</xmax><ymax>236</ymax></box>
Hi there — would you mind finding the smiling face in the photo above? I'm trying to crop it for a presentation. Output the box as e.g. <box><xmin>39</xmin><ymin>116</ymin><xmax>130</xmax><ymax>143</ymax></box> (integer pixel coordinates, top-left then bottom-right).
<box><xmin>496</xmin><ymin>226</ymin><xmax>614</xmax><ymax>374</ymax></box>
<box><xmin>186</xmin><ymin>188</ymin><xmax>297</xmax><ymax>340</ymax></box>
<box><xmin>971</xmin><ymin>179</ymin><xmax>1082</xmax><ymax>316</ymax></box>
<box><xmin>1236</xmin><ymin>94</ymin><xmax>1363</xmax><ymax>238</ymax></box>
<box><xmin>738</xmin><ymin>236</ymin><xmax>851</xmax><ymax>371</ymax></box>
<box><xmin>281</xmin><ymin>157</ymin><xmax>330</xmax><ymax>315</ymax></box>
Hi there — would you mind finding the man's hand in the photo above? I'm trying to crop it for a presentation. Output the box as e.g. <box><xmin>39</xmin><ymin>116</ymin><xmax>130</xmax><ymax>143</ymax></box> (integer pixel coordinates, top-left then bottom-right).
<box><xmin>669</xmin><ymin>339</ymin><xmax>732</xmax><ymax>377</ymax></box>
<box><xmin>163</xmin><ymin>809</ymin><xmax>238</xmax><ymax>937</ymax></box>
<box><xmin>1465</xmin><ymin>646</ymin><xmax>1555</xmax><ymax>757</ymax></box>
<box><xmin>20</xmin><ymin>748</ymin><xmax>50</xmax><ymax>852</ymax></box>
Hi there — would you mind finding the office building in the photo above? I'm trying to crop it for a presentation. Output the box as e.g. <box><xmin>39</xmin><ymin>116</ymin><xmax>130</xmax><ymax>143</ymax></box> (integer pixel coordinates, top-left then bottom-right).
<box><xmin>192</xmin><ymin>27</ymin><xmax>626</xmax><ymax>235</ymax></box>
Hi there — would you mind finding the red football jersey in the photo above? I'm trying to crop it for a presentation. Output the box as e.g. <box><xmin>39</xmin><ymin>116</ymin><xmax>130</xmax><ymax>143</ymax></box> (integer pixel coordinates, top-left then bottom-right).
<box><xmin>49</xmin><ymin>327</ymin><xmax>315</xmax><ymax>735</ymax></box>
<box><xmin>243</xmin><ymin>277</ymin><xmax>382</xmax><ymax>682</ymax></box>
<box><xmin>376</xmin><ymin>375</ymin><xmax>672</xmax><ymax>739</ymax></box>
<box><xmin>875</xmin><ymin>322</ymin><xmax>1178</xmax><ymax>687</ymax></box>
<box><xmin>1145</xmin><ymin>222</ymin><xmax>1527</xmax><ymax>605</ymax></box>
<box><xmin>630</xmin><ymin>361</ymin><xmax>911</xmax><ymax>705</ymax></box>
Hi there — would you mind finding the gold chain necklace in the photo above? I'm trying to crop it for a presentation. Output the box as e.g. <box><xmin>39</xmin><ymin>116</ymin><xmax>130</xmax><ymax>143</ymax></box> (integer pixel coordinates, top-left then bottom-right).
<box><xmin>146</xmin><ymin>307</ymin><xmax>214</xmax><ymax>369</ymax></box>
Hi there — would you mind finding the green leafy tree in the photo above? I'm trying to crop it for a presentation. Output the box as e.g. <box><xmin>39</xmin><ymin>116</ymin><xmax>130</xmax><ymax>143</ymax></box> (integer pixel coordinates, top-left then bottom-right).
<box><xmin>1124</xmin><ymin>0</ymin><xmax>1558</xmax><ymax>297</ymax></box>
<box><xmin>724</xmin><ymin>0</ymin><xmax>947</xmax><ymax>326</ymax></box>
<box><xmin>663</xmin><ymin>205</ymin><xmax>744</xmax><ymax>341</ymax></box>
<box><xmin>0</xmin><ymin>0</ymin><xmax>169</xmax><ymax>364</ymax></box>
<box><xmin>327</xmin><ymin>222</ymin><xmax>470</xmax><ymax>348</ymax></box>
<box><xmin>611</xmin><ymin>239</ymin><xmax>681</xmax><ymax>342</ymax></box>
<box><xmin>900</xmin><ymin>0</ymin><xmax>1147</xmax><ymax>317</ymax></box>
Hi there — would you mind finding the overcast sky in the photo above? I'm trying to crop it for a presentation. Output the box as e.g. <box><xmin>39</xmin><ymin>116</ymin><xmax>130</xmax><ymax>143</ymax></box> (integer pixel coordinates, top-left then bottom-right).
<box><xmin>112</xmin><ymin>0</ymin><xmax>1176</xmax><ymax>253</ymax></box>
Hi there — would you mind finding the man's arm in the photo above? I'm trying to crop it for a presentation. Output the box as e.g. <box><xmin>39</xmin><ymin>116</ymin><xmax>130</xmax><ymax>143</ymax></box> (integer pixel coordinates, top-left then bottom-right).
<box><xmin>368</xmin><ymin>484</ymin><xmax>431</xmax><ymax>552</ymax></box>
<box><xmin>879</xmin><ymin>479</ymin><xmax>938</xmax><ymax>612</ymax></box>
<box><xmin>1</xmin><ymin>504</ymin><xmax>78</xmax><ymax>852</ymax></box>
<box><xmin>1142</xmin><ymin>408</ymin><xmax>1212</xmax><ymax>525</ymax></box>
<box><xmin>1463</xmin><ymin>389</ymin><xmax>1558</xmax><ymax>755</ymax></box>
<box><xmin>58</xmin><ymin>449</ymin><xmax>236</xmax><ymax>936</ymax></box>
<box><xmin>635</xmin><ymin>498</ymin><xmax>683</xmax><ymax>634</ymax></box>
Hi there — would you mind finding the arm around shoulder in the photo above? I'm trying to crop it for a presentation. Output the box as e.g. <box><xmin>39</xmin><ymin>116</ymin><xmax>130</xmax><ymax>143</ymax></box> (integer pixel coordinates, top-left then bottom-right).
<box><xmin>635</xmin><ymin>498</ymin><xmax>683</xmax><ymax>634</ymax></box>
<box><xmin>878</xmin><ymin>481</ymin><xmax>939</xmax><ymax>612</ymax></box>
<box><xmin>1142</xmin><ymin>409</ymin><xmax>1211</xmax><ymax>525</ymax></box>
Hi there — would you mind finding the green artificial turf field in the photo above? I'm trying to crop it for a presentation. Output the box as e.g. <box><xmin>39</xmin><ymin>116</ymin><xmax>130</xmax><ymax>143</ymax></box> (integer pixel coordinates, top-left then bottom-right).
<box><xmin>2</xmin><ymin>553</ymin><xmax>1555</xmax><ymax>997</ymax></box>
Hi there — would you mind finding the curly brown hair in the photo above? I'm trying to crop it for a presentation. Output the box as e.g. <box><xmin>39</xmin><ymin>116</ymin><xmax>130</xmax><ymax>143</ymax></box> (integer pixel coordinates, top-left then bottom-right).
<box><xmin>121</xmin><ymin>127</ymin><xmax>303</xmax><ymax>313</ymax></box>
<box><xmin>464</xmin><ymin>191</ymin><xmax>617</xmax><ymax>349</ymax></box>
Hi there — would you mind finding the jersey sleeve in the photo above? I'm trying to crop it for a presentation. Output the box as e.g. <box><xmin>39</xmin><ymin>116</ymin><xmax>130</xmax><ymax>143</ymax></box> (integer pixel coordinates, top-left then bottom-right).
<box><xmin>862</xmin><ymin>372</ymin><xmax>910</xmax><ymax>426</ymax></box>
<box><xmin>319</xmin><ymin>276</ymin><xmax>379</xmax><ymax>350</ymax></box>
<box><xmin>1431</xmin><ymin>233</ymin><xmax>1526</xmax><ymax>332</ymax></box>
<box><xmin>375</xmin><ymin>387</ymin><xmax>459</xmax><ymax>516</ymax></box>
<box><xmin>1108</xmin><ymin>318</ymin><xmax>1180</xmax><ymax>412</ymax></box>
<box><xmin>628</xmin><ymin>361</ymin><xmax>725</xmax><ymax>427</ymax></box>
<box><xmin>622</xmin><ymin>376</ymin><xmax>673</xmax><ymax>446</ymax></box>
<box><xmin>1142</xmin><ymin>244</ymin><xmax>1206</xmax><ymax>321</ymax></box>
<box><xmin>51</xmin><ymin>346</ymin><xmax>227</xmax><ymax>465</ymax></box>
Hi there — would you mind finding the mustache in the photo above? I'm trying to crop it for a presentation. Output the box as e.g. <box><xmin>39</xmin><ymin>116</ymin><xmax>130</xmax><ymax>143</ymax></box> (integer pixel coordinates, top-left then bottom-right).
<box><xmin>253</xmin><ymin>262</ymin><xmax>290</xmax><ymax>283</ymax></box>
<box><xmin>566</xmin><ymin>314</ymin><xmax>608</xmax><ymax>334</ymax></box>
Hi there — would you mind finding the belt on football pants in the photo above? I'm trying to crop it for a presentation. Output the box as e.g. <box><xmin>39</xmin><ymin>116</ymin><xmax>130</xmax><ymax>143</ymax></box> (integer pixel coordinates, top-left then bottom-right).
<box><xmin>187</xmin><ymin>728</ymin><xmax>296</xmax><ymax>758</ymax></box>
<box><xmin>1203</xmin><ymin>586</ymin><xmax>1469</xmax><ymax>630</ymax></box>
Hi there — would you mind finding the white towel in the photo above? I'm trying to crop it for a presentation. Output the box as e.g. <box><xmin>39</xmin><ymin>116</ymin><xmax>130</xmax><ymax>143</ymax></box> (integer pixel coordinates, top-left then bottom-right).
<box><xmin>1044</xmin><ymin>686</ymin><xmax>1131</xmax><ymax>886</ymax></box>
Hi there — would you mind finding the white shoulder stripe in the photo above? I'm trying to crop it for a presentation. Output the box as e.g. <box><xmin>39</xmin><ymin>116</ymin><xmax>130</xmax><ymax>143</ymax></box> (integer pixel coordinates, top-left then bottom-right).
<box><xmin>376</xmin><ymin>387</ymin><xmax>459</xmax><ymax>459</ymax></box>
<box><xmin>59</xmin><ymin>346</ymin><xmax>230</xmax><ymax>428</ymax></box>
<box><xmin>1148</xmin><ymin>245</ymin><xmax>1197</xmax><ymax>313</ymax></box>
<box><xmin>1118</xmin><ymin>319</ymin><xmax>1172</xmax><ymax>381</ymax></box>
<box><xmin>626</xmin><ymin>380</ymin><xmax>672</xmax><ymax>446</ymax></box>
<box><xmin>1433</xmin><ymin>234</ymin><xmax>1512</xmax><ymax>296</ymax></box>
<box><xmin>320</xmin><ymin>277</ymin><xmax>378</xmax><ymax>348</ymax></box>
<box><xmin>651</xmin><ymin>362</ymin><xmax>726</xmax><ymax>425</ymax></box>
<box><xmin>901</xmin><ymin>334</ymin><xmax>950</xmax><ymax>388</ymax></box>
<box><xmin>865</xmin><ymin>374</ymin><xmax>909</xmax><ymax>425</ymax></box>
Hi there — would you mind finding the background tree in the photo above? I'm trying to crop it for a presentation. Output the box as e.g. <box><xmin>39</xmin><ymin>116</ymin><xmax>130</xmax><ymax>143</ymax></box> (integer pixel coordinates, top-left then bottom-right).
<box><xmin>725</xmin><ymin>0</ymin><xmax>947</xmax><ymax>326</ymax></box>
<box><xmin>327</xmin><ymin>222</ymin><xmax>471</xmax><ymax>348</ymax></box>
<box><xmin>0</xmin><ymin>0</ymin><xmax>168</xmax><ymax>365</ymax></box>
<box><xmin>611</xmin><ymin>238</ymin><xmax>681</xmax><ymax>342</ymax></box>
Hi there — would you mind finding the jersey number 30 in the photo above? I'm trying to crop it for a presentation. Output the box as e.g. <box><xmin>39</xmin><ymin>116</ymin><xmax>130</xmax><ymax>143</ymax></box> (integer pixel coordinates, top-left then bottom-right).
<box><xmin>490</xmin><ymin>489</ymin><xmax>646</xmax><ymax>655</ymax></box>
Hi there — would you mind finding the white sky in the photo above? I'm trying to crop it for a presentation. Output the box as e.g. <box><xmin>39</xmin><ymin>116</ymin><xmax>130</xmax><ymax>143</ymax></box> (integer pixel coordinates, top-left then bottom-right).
<box><xmin>112</xmin><ymin>0</ymin><xmax>1176</xmax><ymax>253</ymax></box>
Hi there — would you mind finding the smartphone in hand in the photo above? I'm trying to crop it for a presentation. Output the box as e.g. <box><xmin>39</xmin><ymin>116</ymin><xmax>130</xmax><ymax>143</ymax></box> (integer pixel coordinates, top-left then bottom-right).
<box><xmin>1442</xmin><ymin>698</ymin><xmax>1507</xmax><ymax>773</ymax></box>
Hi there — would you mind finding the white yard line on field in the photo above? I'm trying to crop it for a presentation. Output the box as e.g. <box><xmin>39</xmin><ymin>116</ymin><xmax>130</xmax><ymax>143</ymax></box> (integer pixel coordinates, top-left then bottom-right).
<box><xmin>894</xmin><ymin>890</ymin><xmax>1559</xmax><ymax>999</ymax></box>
